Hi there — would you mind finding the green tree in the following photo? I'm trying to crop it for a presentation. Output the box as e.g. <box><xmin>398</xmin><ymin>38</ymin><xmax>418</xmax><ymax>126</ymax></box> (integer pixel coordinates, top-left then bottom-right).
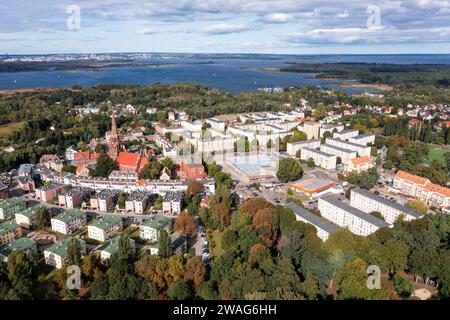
<box><xmin>90</xmin><ymin>153</ymin><xmax>117</xmax><ymax>177</ymax></box>
<box><xmin>67</xmin><ymin>239</ymin><xmax>82</xmax><ymax>266</ymax></box>
<box><xmin>158</xmin><ymin>230</ymin><xmax>172</xmax><ymax>258</ymax></box>
<box><xmin>167</xmin><ymin>281</ymin><xmax>192</xmax><ymax>300</ymax></box>
<box><xmin>35</xmin><ymin>207</ymin><xmax>51</xmax><ymax>230</ymax></box>
<box><xmin>277</xmin><ymin>158</ymin><xmax>303</xmax><ymax>183</ymax></box>
<box><xmin>406</xmin><ymin>199</ymin><xmax>428</xmax><ymax>214</ymax></box>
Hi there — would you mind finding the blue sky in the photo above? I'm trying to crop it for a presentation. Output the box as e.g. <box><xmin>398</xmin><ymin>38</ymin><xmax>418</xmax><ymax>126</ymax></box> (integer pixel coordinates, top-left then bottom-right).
<box><xmin>1</xmin><ymin>0</ymin><xmax>450</xmax><ymax>54</ymax></box>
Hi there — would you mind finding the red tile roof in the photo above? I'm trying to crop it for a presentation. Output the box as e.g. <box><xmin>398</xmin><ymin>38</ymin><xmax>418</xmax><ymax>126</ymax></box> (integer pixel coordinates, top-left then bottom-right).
<box><xmin>351</xmin><ymin>156</ymin><xmax>372</xmax><ymax>166</ymax></box>
<box><xmin>395</xmin><ymin>170</ymin><xmax>430</xmax><ymax>186</ymax></box>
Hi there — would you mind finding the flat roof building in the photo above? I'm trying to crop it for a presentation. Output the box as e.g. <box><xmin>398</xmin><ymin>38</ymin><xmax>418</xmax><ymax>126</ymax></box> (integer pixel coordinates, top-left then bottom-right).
<box><xmin>88</xmin><ymin>215</ymin><xmax>123</xmax><ymax>242</ymax></box>
<box><xmin>140</xmin><ymin>215</ymin><xmax>173</xmax><ymax>242</ymax></box>
<box><xmin>0</xmin><ymin>220</ymin><xmax>22</xmax><ymax>245</ymax></box>
<box><xmin>300</xmin><ymin>148</ymin><xmax>337</xmax><ymax>170</ymax></box>
<box><xmin>0</xmin><ymin>197</ymin><xmax>26</xmax><ymax>220</ymax></box>
<box><xmin>0</xmin><ymin>237</ymin><xmax>37</xmax><ymax>262</ymax></box>
<box><xmin>44</xmin><ymin>237</ymin><xmax>86</xmax><ymax>269</ymax></box>
<box><xmin>51</xmin><ymin>209</ymin><xmax>86</xmax><ymax>235</ymax></box>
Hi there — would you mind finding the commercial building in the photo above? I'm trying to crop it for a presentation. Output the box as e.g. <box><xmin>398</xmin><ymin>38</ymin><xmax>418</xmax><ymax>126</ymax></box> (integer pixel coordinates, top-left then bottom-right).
<box><xmin>318</xmin><ymin>195</ymin><xmax>390</xmax><ymax>236</ymax></box>
<box><xmin>0</xmin><ymin>221</ymin><xmax>22</xmax><ymax>245</ymax></box>
<box><xmin>44</xmin><ymin>237</ymin><xmax>86</xmax><ymax>269</ymax></box>
<box><xmin>51</xmin><ymin>209</ymin><xmax>87</xmax><ymax>235</ymax></box>
<box><xmin>393</xmin><ymin>170</ymin><xmax>450</xmax><ymax>208</ymax></box>
<box><xmin>288</xmin><ymin>176</ymin><xmax>339</xmax><ymax>199</ymax></box>
<box><xmin>162</xmin><ymin>192</ymin><xmax>183</xmax><ymax>214</ymax></box>
<box><xmin>286</xmin><ymin>139</ymin><xmax>321</xmax><ymax>157</ymax></box>
<box><xmin>87</xmin><ymin>215</ymin><xmax>123</xmax><ymax>242</ymax></box>
<box><xmin>350</xmin><ymin>188</ymin><xmax>423</xmax><ymax>224</ymax></box>
<box><xmin>0</xmin><ymin>237</ymin><xmax>37</xmax><ymax>262</ymax></box>
<box><xmin>96</xmin><ymin>236</ymin><xmax>136</xmax><ymax>262</ymax></box>
<box><xmin>285</xmin><ymin>203</ymin><xmax>339</xmax><ymax>241</ymax></box>
<box><xmin>300</xmin><ymin>148</ymin><xmax>337</xmax><ymax>170</ymax></box>
<box><xmin>325</xmin><ymin>137</ymin><xmax>371</xmax><ymax>157</ymax></box>
<box><xmin>332</xmin><ymin>129</ymin><xmax>359</xmax><ymax>140</ymax></box>
<box><xmin>125</xmin><ymin>191</ymin><xmax>151</xmax><ymax>214</ymax></box>
<box><xmin>349</xmin><ymin>133</ymin><xmax>376</xmax><ymax>146</ymax></box>
<box><xmin>320</xmin><ymin>144</ymin><xmax>357</xmax><ymax>163</ymax></box>
<box><xmin>140</xmin><ymin>215</ymin><xmax>173</xmax><ymax>242</ymax></box>
<box><xmin>0</xmin><ymin>197</ymin><xmax>26</xmax><ymax>220</ymax></box>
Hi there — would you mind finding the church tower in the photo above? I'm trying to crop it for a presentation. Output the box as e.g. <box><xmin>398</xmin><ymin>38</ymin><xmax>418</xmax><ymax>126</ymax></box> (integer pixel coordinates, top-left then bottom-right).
<box><xmin>106</xmin><ymin>112</ymin><xmax>120</xmax><ymax>160</ymax></box>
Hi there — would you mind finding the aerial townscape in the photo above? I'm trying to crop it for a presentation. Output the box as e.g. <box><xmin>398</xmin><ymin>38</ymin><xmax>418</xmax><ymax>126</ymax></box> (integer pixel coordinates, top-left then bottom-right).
<box><xmin>1</xmin><ymin>0</ymin><xmax>450</xmax><ymax>305</ymax></box>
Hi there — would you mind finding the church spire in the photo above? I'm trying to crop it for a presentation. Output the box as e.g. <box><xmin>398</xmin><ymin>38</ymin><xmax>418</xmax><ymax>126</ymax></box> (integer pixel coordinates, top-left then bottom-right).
<box><xmin>111</xmin><ymin>111</ymin><xmax>118</xmax><ymax>136</ymax></box>
<box><xmin>107</xmin><ymin>111</ymin><xmax>120</xmax><ymax>160</ymax></box>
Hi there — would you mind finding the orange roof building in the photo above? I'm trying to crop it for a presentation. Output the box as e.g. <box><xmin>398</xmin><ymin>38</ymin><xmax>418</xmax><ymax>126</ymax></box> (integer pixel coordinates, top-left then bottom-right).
<box><xmin>73</xmin><ymin>151</ymin><xmax>98</xmax><ymax>166</ymax></box>
<box><xmin>343</xmin><ymin>156</ymin><xmax>374</xmax><ymax>174</ymax></box>
<box><xmin>177</xmin><ymin>162</ymin><xmax>207</xmax><ymax>180</ymax></box>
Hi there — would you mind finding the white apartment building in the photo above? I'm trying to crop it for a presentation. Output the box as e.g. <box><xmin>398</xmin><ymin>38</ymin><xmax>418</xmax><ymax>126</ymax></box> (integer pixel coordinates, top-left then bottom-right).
<box><xmin>319</xmin><ymin>124</ymin><xmax>345</xmax><ymax>138</ymax></box>
<box><xmin>125</xmin><ymin>191</ymin><xmax>150</xmax><ymax>214</ymax></box>
<box><xmin>96</xmin><ymin>236</ymin><xmax>135</xmax><ymax>262</ymax></box>
<box><xmin>325</xmin><ymin>137</ymin><xmax>371</xmax><ymax>157</ymax></box>
<box><xmin>332</xmin><ymin>129</ymin><xmax>359</xmax><ymax>140</ymax></box>
<box><xmin>300</xmin><ymin>148</ymin><xmax>337</xmax><ymax>170</ymax></box>
<box><xmin>162</xmin><ymin>191</ymin><xmax>183</xmax><ymax>214</ymax></box>
<box><xmin>51</xmin><ymin>209</ymin><xmax>87</xmax><ymax>235</ymax></box>
<box><xmin>44</xmin><ymin>237</ymin><xmax>86</xmax><ymax>269</ymax></box>
<box><xmin>286</xmin><ymin>139</ymin><xmax>321</xmax><ymax>157</ymax></box>
<box><xmin>196</xmin><ymin>136</ymin><xmax>235</xmax><ymax>154</ymax></box>
<box><xmin>87</xmin><ymin>215</ymin><xmax>123</xmax><ymax>242</ymax></box>
<box><xmin>180</xmin><ymin>120</ymin><xmax>202</xmax><ymax>132</ymax></box>
<box><xmin>206</xmin><ymin>118</ymin><xmax>226</xmax><ymax>131</ymax></box>
<box><xmin>140</xmin><ymin>215</ymin><xmax>172</xmax><ymax>242</ymax></box>
<box><xmin>318</xmin><ymin>195</ymin><xmax>390</xmax><ymax>236</ymax></box>
<box><xmin>320</xmin><ymin>144</ymin><xmax>357</xmax><ymax>163</ymax></box>
<box><xmin>15</xmin><ymin>206</ymin><xmax>41</xmax><ymax>228</ymax></box>
<box><xmin>349</xmin><ymin>133</ymin><xmax>376</xmax><ymax>146</ymax></box>
<box><xmin>285</xmin><ymin>203</ymin><xmax>339</xmax><ymax>241</ymax></box>
<box><xmin>350</xmin><ymin>188</ymin><xmax>423</xmax><ymax>224</ymax></box>
<box><xmin>227</xmin><ymin>126</ymin><xmax>256</xmax><ymax>139</ymax></box>
<box><xmin>303</xmin><ymin>122</ymin><xmax>321</xmax><ymax>139</ymax></box>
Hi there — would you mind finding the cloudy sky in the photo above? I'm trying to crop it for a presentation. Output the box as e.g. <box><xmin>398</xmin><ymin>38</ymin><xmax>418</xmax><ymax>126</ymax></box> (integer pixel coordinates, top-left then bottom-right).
<box><xmin>1</xmin><ymin>0</ymin><xmax>450</xmax><ymax>54</ymax></box>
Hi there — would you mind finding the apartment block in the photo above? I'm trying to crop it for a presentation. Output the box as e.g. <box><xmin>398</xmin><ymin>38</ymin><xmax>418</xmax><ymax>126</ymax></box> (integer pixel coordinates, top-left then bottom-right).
<box><xmin>90</xmin><ymin>189</ymin><xmax>120</xmax><ymax>212</ymax></box>
<box><xmin>320</xmin><ymin>144</ymin><xmax>357</xmax><ymax>162</ymax></box>
<box><xmin>286</xmin><ymin>139</ymin><xmax>321</xmax><ymax>157</ymax></box>
<box><xmin>0</xmin><ymin>197</ymin><xmax>26</xmax><ymax>220</ymax></box>
<box><xmin>140</xmin><ymin>215</ymin><xmax>172</xmax><ymax>242</ymax></box>
<box><xmin>88</xmin><ymin>215</ymin><xmax>123</xmax><ymax>242</ymax></box>
<box><xmin>303</xmin><ymin>122</ymin><xmax>320</xmax><ymax>139</ymax></box>
<box><xmin>300</xmin><ymin>148</ymin><xmax>337</xmax><ymax>170</ymax></box>
<box><xmin>0</xmin><ymin>237</ymin><xmax>37</xmax><ymax>262</ymax></box>
<box><xmin>51</xmin><ymin>209</ymin><xmax>87</xmax><ymax>235</ymax></box>
<box><xmin>318</xmin><ymin>195</ymin><xmax>390</xmax><ymax>236</ymax></box>
<box><xmin>162</xmin><ymin>191</ymin><xmax>183</xmax><ymax>214</ymax></box>
<box><xmin>0</xmin><ymin>221</ymin><xmax>22</xmax><ymax>245</ymax></box>
<box><xmin>35</xmin><ymin>184</ymin><xmax>63</xmax><ymax>203</ymax></box>
<box><xmin>58</xmin><ymin>187</ymin><xmax>91</xmax><ymax>209</ymax></box>
<box><xmin>44</xmin><ymin>237</ymin><xmax>86</xmax><ymax>269</ymax></box>
<box><xmin>350</xmin><ymin>188</ymin><xmax>423</xmax><ymax>224</ymax></box>
<box><xmin>332</xmin><ymin>129</ymin><xmax>359</xmax><ymax>140</ymax></box>
<box><xmin>325</xmin><ymin>137</ymin><xmax>371</xmax><ymax>157</ymax></box>
<box><xmin>319</xmin><ymin>124</ymin><xmax>345</xmax><ymax>138</ymax></box>
<box><xmin>96</xmin><ymin>236</ymin><xmax>136</xmax><ymax>262</ymax></box>
<box><xmin>125</xmin><ymin>191</ymin><xmax>151</xmax><ymax>214</ymax></box>
<box><xmin>349</xmin><ymin>133</ymin><xmax>376</xmax><ymax>146</ymax></box>
<box><xmin>15</xmin><ymin>205</ymin><xmax>42</xmax><ymax>228</ymax></box>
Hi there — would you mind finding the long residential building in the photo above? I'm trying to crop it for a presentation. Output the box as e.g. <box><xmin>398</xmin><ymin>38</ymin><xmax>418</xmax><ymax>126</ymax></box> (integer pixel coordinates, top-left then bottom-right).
<box><xmin>325</xmin><ymin>137</ymin><xmax>371</xmax><ymax>157</ymax></box>
<box><xmin>300</xmin><ymin>148</ymin><xmax>337</xmax><ymax>170</ymax></box>
<box><xmin>0</xmin><ymin>197</ymin><xmax>26</xmax><ymax>220</ymax></box>
<box><xmin>349</xmin><ymin>133</ymin><xmax>376</xmax><ymax>146</ymax></box>
<box><xmin>286</xmin><ymin>139</ymin><xmax>321</xmax><ymax>157</ymax></box>
<box><xmin>88</xmin><ymin>215</ymin><xmax>123</xmax><ymax>242</ymax></box>
<box><xmin>15</xmin><ymin>205</ymin><xmax>42</xmax><ymax>228</ymax></box>
<box><xmin>0</xmin><ymin>221</ymin><xmax>22</xmax><ymax>245</ymax></box>
<box><xmin>285</xmin><ymin>203</ymin><xmax>339</xmax><ymax>241</ymax></box>
<box><xmin>320</xmin><ymin>144</ymin><xmax>357</xmax><ymax>162</ymax></box>
<box><xmin>350</xmin><ymin>188</ymin><xmax>423</xmax><ymax>224</ymax></box>
<box><xmin>51</xmin><ymin>209</ymin><xmax>87</xmax><ymax>235</ymax></box>
<box><xmin>318</xmin><ymin>195</ymin><xmax>390</xmax><ymax>236</ymax></box>
<box><xmin>393</xmin><ymin>170</ymin><xmax>450</xmax><ymax>208</ymax></box>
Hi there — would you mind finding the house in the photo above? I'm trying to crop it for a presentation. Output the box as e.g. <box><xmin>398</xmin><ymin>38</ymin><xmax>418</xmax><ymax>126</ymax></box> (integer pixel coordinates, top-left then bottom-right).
<box><xmin>87</xmin><ymin>215</ymin><xmax>123</xmax><ymax>242</ymax></box>
<box><xmin>75</xmin><ymin>165</ymin><xmax>90</xmax><ymax>177</ymax></box>
<box><xmin>162</xmin><ymin>192</ymin><xmax>183</xmax><ymax>214</ymax></box>
<box><xmin>65</xmin><ymin>145</ymin><xmax>79</xmax><ymax>162</ymax></box>
<box><xmin>0</xmin><ymin>221</ymin><xmax>22</xmax><ymax>245</ymax></box>
<box><xmin>51</xmin><ymin>209</ymin><xmax>87</xmax><ymax>235</ymax></box>
<box><xmin>177</xmin><ymin>162</ymin><xmax>207</xmax><ymax>180</ymax></box>
<box><xmin>44</xmin><ymin>237</ymin><xmax>86</xmax><ymax>269</ymax></box>
<box><xmin>96</xmin><ymin>236</ymin><xmax>135</xmax><ymax>262</ymax></box>
<box><xmin>140</xmin><ymin>215</ymin><xmax>172</xmax><ymax>242</ymax></box>
<box><xmin>18</xmin><ymin>164</ymin><xmax>34</xmax><ymax>177</ymax></box>
<box><xmin>0</xmin><ymin>197</ymin><xmax>26</xmax><ymax>220</ymax></box>
<box><xmin>159</xmin><ymin>167</ymin><xmax>171</xmax><ymax>181</ymax></box>
<box><xmin>343</xmin><ymin>156</ymin><xmax>374</xmax><ymax>174</ymax></box>
<box><xmin>0</xmin><ymin>237</ymin><xmax>37</xmax><ymax>262</ymax></box>
<box><xmin>17</xmin><ymin>176</ymin><xmax>35</xmax><ymax>192</ymax></box>
<box><xmin>125</xmin><ymin>191</ymin><xmax>150</xmax><ymax>214</ymax></box>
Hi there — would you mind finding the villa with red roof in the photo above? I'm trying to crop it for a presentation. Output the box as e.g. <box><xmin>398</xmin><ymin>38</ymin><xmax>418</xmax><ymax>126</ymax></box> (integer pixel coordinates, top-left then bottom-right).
<box><xmin>393</xmin><ymin>170</ymin><xmax>450</xmax><ymax>208</ymax></box>
<box><xmin>177</xmin><ymin>162</ymin><xmax>207</xmax><ymax>180</ymax></box>
<box><xmin>343</xmin><ymin>156</ymin><xmax>374</xmax><ymax>174</ymax></box>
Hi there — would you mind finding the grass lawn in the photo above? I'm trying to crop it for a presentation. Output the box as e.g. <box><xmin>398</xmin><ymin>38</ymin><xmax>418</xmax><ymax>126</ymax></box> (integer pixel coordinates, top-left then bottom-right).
<box><xmin>0</xmin><ymin>121</ymin><xmax>26</xmax><ymax>139</ymax></box>
<box><xmin>427</xmin><ymin>147</ymin><xmax>448</xmax><ymax>165</ymax></box>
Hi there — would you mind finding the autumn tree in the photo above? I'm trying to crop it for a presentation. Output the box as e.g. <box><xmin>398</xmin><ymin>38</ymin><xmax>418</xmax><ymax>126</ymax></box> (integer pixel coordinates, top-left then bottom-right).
<box><xmin>174</xmin><ymin>211</ymin><xmax>197</xmax><ymax>237</ymax></box>
<box><xmin>184</xmin><ymin>256</ymin><xmax>206</xmax><ymax>292</ymax></box>
<box><xmin>186</xmin><ymin>181</ymin><xmax>204</xmax><ymax>197</ymax></box>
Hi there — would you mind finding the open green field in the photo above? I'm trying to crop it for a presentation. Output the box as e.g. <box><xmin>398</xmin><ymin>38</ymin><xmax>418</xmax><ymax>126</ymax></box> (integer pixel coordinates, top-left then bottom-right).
<box><xmin>0</xmin><ymin>121</ymin><xmax>26</xmax><ymax>139</ymax></box>
<box><xmin>427</xmin><ymin>147</ymin><xmax>448</xmax><ymax>165</ymax></box>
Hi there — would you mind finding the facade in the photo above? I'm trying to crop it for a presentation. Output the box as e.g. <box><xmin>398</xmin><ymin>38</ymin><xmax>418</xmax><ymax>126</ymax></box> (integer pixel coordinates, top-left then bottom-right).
<box><xmin>285</xmin><ymin>203</ymin><xmax>339</xmax><ymax>241</ymax></box>
<box><xmin>349</xmin><ymin>133</ymin><xmax>376</xmax><ymax>146</ymax></box>
<box><xmin>350</xmin><ymin>188</ymin><xmax>423</xmax><ymax>224</ymax></box>
<box><xmin>325</xmin><ymin>137</ymin><xmax>371</xmax><ymax>157</ymax></box>
<box><xmin>0</xmin><ymin>237</ymin><xmax>37</xmax><ymax>262</ymax></box>
<box><xmin>44</xmin><ymin>237</ymin><xmax>86</xmax><ymax>269</ymax></box>
<box><xmin>319</xmin><ymin>124</ymin><xmax>345</xmax><ymax>138</ymax></box>
<box><xmin>90</xmin><ymin>189</ymin><xmax>120</xmax><ymax>212</ymax></box>
<box><xmin>303</xmin><ymin>122</ymin><xmax>320</xmax><ymax>139</ymax></box>
<box><xmin>51</xmin><ymin>209</ymin><xmax>87</xmax><ymax>235</ymax></box>
<box><xmin>15</xmin><ymin>205</ymin><xmax>42</xmax><ymax>228</ymax></box>
<box><xmin>125</xmin><ymin>191</ymin><xmax>150</xmax><ymax>213</ymax></box>
<box><xmin>0</xmin><ymin>221</ymin><xmax>22</xmax><ymax>245</ymax></box>
<box><xmin>0</xmin><ymin>197</ymin><xmax>26</xmax><ymax>220</ymax></box>
<box><xmin>332</xmin><ymin>129</ymin><xmax>359</xmax><ymax>140</ymax></box>
<box><xmin>35</xmin><ymin>184</ymin><xmax>63</xmax><ymax>203</ymax></box>
<box><xmin>162</xmin><ymin>192</ymin><xmax>183</xmax><ymax>214</ymax></box>
<box><xmin>88</xmin><ymin>215</ymin><xmax>123</xmax><ymax>242</ymax></box>
<box><xmin>320</xmin><ymin>144</ymin><xmax>357</xmax><ymax>163</ymax></box>
<box><xmin>140</xmin><ymin>215</ymin><xmax>172</xmax><ymax>242</ymax></box>
<box><xmin>286</xmin><ymin>139</ymin><xmax>321</xmax><ymax>157</ymax></box>
<box><xmin>343</xmin><ymin>156</ymin><xmax>374</xmax><ymax>173</ymax></box>
<box><xmin>318</xmin><ymin>195</ymin><xmax>390</xmax><ymax>236</ymax></box>
<box><xmin>96</xmin><ymin>236</ymin><xmax>136</xmax><ymax>261</ymax></box>
<box><xmin>300</xmin><ymin>148</ymin><xmax>337</xmax><ymax>170</ymax></box>
<box><xmin>393</xmin><ymin>170</ymin><xmax>450</xmax><ymax>208</ymax></box>
<box><xmin>58</xmin><ymin>187</ymin><xmax>91</xmax><ymax>209</ymax></box>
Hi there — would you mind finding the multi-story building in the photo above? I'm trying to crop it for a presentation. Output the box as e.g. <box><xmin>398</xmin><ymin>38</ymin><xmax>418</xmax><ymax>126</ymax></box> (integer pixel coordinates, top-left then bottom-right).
<box><xmin>162</xmin><ymin>192</ymin><xmax>183</xmax><ymax>214</ymax></box>
<box><xmin>96</xmin><ymin>236</ymin><xmax>136</xmax><ymax>262</ymax></box>
<box><xmin>350</xmin><ymin>188</ymin><xmax>423</xmax><ymax>224</ymax></box>
<box><xmin>320</xmin><ymin>144</ymin><xmax>357</xmax><ymax>163</ymax></box>
<box><xmin>325</xmin><ymin>137</ymin><xmax>371</xmax><ymax>157</ymax></box>
<box><xmin>0</xmin><ymin>182</ymin><xmax>8</xmax><ymax>200</ymax></box>
<box><xmin>303</xmin><ymin>122</ymin><xmax>320</xmax><ymax>139</ymax></box>
<box><xmin>0</xmin><ymin>221</ymin><xmax>22</xmax><ymax>245</ymax></box>
<box><xmin>393</xmin><ymin>170</ymin><xmax>450</xmax><ymax>208</ymax></box>
<box><xmin>51</xmin><ymin>209</ymin><xmax>87</xmax><ymax>235</ymax></box>
<box><xmin>318</xmin><ymin>195</ymin><xmax>390</xmax><ymax>236</ymax></box>
<box><xmin>0</xmin><ymin>197</ymin><xmax>26</xmax><ymax>220</ymax></box>
<box><xmin>319</xmin><ymin>124</ymin><xmax>345</xmax><ymax>138</ymax></box>
<box><xmin>300</xmin><ymin>148</ymin><xmax>337</xmax><ymax>170</ymax></box>
<box><xmin>35</xmin><ymin>184</ymin><xmax>63</xmax><ymax>203</ymax></box>
<box><xmin>15</xmin><ymin>205</ymin><xmax>42</xmax><ymax>228</ymax></box>
<box><xmin>343</xmin><ymin>156</ymin><xmax>374</xmax><ymax>174</ymax></box>
<box><xmin>140</xmin><ymin>215</ymin><xmax>173</xmax><ymax>242</ymax></box>
<box><xmin>285</xmin><ymin>203</ymin><xmax>339</xmax><ymax>241</ymax></box>
<box><xmin>44</xmin><ymin>237</ymin><xmax>86</xmax><ymax>269</ymax></box>
<box><xmin>58</xmin><ymin>187</ymin><xmax>91</xmax><ymax>209</ymax></box>
<box><xmin>90</xmin><ymin>189</ymin><xmax>120</xmax><ymax>212</ymax></box>
<box><xmin>349</xmin><ymin>133</ymin><xmax>376</xmax><ymax>146</ymax></box>
<box><xmin>0</xmin><ymin>237</ymin><xmax>37</xmax><ymax>262</ymax></box>
<box><xmin>125</xmin><ymin>191</ymin><xmax>151</xmax><ymax>214</ymax></box>
<box><xmin>87</xmin><ymin>215</ymin><xmax>123</xmax><ymax>242</ymax></box>
<box><xmin>206</xmin><ymin>118</ymin><xmax>226</xmax><ymax>132</ymax></box>
<box><xmin>286</xmin><ymin>139</ymin><xmax>321</xmax><ymax>157</ymax></box>
<box><xmin>332</xmin><ymin>129</ymin><xmax>359</xmax><ymax>140</ymax></box>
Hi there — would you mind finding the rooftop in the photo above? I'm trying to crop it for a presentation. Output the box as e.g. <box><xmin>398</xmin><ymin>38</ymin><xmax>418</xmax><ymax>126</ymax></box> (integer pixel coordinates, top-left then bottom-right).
<box><xmin>52</xmin><ymin>209</ymin><xmax>85</xmax><ymax>223</ymax></box>
<box><xmin>97</xmin><ymin>236</ymin><xmax>135</xmax><ymax>254</ymax></box>
<box><xmin>326</xmin><ymin>137</ymin><xmax>368</xmax><ymax>149</ymax></box>
<box><xmin>0</xmin><ymin>220</ymin><xmax>20</xmax><ymax>234</ymax></box>
<box><xmin>16</xmin><ymin>205</ymin><xmax>42</xmax><ymax>218</ymax></box>
<box><xmin>320</xmin><ymin>195</ymin><xmax>390</xmax><ymax>228</ymax></box>
<box><xmin>89</xmin><ymin>215</ymin><xmax>122</xmax><ymax>230</ymax></box>
<box><xmin>289</xmin><ymin>177</ymin><xmax>337</xmax><ymax>194</ymax></box>
<box><xmin>0</xmin><ymin>197</ymin><xmax>26</xmax><ymax>210</ymax></box>
<box><xmin>163</xmin><ymin>191</ymin><xmax>183</xmax><ymax>202</ymax></box>
<box><xmin>141</xmin><ymin>215</ymin><xmax>172</xmax><ymax>230</ymax></box>
<box><xmin>45</xmin><ymin>237</ymin><xmax>85</xmax><ymax>257</ymax></box>
<box><xmin>351</xmin><ymin>133</ymin><xmax>375</xmax><ymax>139</ymax></box>
<box><xmin>303</xmin><ymin>147</ymin><xmax>336</xmax><ymax>158</ymax></box>
<box><xmin>285</xmin><ymin>203</ymin><xmax>339</xmax><ymax>234</ymax></box>
<box><xmin>0</xmin><ymin>237</ymin><xmax>36</xmax><ymax>260</ymax></box>
<box><xmin>321</xmin><ymin>144</ymin><xmax>356</xmax><ymax>155</ymax></box>
<box><xmin>127</xmin><ymin>191</ymin><xmax>150</xmax><ymax>202</ymax></box>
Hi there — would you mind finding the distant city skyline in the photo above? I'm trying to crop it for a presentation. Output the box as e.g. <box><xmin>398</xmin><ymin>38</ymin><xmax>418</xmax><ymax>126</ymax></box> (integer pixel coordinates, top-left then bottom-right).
<box><xmin>1</xmin><ymin>0</ymin><xmax>450</xmax><ymax>55</ymax></box>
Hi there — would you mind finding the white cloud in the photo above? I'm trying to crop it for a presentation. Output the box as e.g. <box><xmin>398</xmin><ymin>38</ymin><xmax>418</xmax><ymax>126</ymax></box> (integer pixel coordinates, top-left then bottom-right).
<box><xmin>260</xmin><ymin>13</ymin><xmax>294</xmax><ymax>23</ymax></box>
<box><xmin>337</xmin><ymin>10</ymin><xmax>349</xmax><ymax>18</ymax></box>
<box><xmin>136</xmin><ymin>28</ymin><xmax>158</xmax><ymax>35</ymax></box>
<box><xmin>202</xmin><ymin>23</ymin><xmax>258</xmax><ymax>35</ymax></box>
